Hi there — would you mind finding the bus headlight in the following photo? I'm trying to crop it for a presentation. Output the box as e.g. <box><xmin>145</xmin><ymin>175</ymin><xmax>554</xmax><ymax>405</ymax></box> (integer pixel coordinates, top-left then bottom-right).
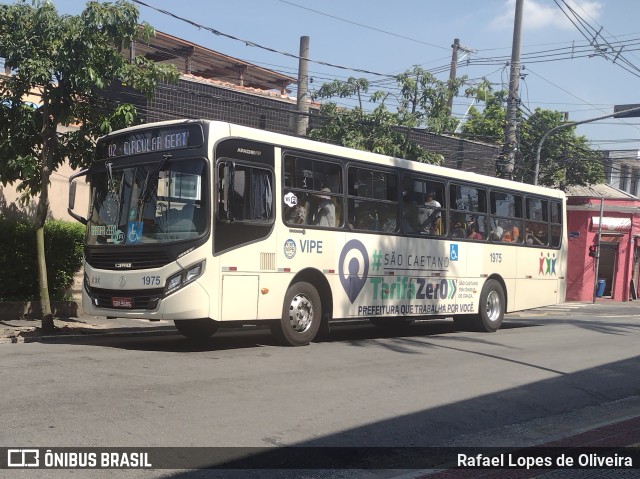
<box><xmin>166</xmin><ymin>274</ymin><xmax>183</xmax><ymax>294</ymax></box>
<box><xmin>185</xmin><ymin>263</ymin><xmax>202</xmax><ymax>282</ymax></box>
<box><xmin>165</xmin><ymin>261</ymin><xmax>205</xmax><ymax>296</ymax></box>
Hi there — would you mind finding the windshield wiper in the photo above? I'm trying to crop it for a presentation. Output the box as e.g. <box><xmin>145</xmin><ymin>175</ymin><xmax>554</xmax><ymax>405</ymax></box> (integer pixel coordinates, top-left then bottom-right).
<box><xmin>139</xmin><ymin>153</ymin><xmax>172</xmax><ymax>206</ymax></box>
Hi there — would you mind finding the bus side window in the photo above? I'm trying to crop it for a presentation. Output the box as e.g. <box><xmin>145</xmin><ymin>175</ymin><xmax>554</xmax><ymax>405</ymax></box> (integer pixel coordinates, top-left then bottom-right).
<box><xmin>402</xmin><ymin>174</ymin><xmax>445</xmax><ymax>236</ymax></box>
<box><xmin>348</xmin><ymin>167</ymin><xmax>397</xmax><ymax>232</ymax></box>
<box><xmin>550</xmin><ymin>201</ymin><xmax>563</xmax><ymax>247</ymax></box>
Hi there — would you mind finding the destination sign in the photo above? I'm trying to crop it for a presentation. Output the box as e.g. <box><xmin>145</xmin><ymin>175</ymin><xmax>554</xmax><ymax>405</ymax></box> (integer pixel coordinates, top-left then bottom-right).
<box><xmin>97</xmin><ymin>124</ymin><xmax>204</xmax><ymax>159</ymax></box>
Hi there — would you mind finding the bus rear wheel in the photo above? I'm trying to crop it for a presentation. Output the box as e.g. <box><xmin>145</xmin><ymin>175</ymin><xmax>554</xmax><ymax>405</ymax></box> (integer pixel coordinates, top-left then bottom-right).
<box><xmin>454</xmin><ymin>280</ymin><xmax>505</xmax><ymax>332</ymax></box>
<box><xmin>272</xmin><ymin>282</ymin><xmax>322</xmax><ymax>346</ymax></box>
<box><xmin>477</xmin><ymin>279</ymin><xmax>505</xmax><ymax>332</ymax></box>
<box><xmin>174</xmin><ymin>319</ymin><xmax>219</xmax><ymax>340</ymax></box>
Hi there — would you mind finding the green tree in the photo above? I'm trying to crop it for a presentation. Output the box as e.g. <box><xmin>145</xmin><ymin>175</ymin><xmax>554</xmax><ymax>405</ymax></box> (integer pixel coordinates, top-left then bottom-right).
<box><xmin>0</xmin><ymin>0</ymin><xmax>178</xmax><ymax>331</ymax></box>
<box><xmin>520</xmin><ymin>109</ymin><xmax>604</xmax><ymax>186</ymax></box>
<box><xmin>309</xmin><ymin>66</ymin><xmax>465</xmax><ymax>164</ymax></box>
<box><xmin>461</xmin><ymin>85</ymin><xmax>507</xmax><ymax>144</ymax></box>
<box><xmin>462</xmin><ymin>87</ymin><xmax>603</xmax><ymax>186</ymax></box>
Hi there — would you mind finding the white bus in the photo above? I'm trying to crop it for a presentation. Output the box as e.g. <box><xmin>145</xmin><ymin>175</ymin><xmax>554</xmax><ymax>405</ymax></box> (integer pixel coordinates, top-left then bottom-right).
<box><xmin>69</xmin><ymin>119</ymin><xmax>566</xmax><ymax>345</ymax></box>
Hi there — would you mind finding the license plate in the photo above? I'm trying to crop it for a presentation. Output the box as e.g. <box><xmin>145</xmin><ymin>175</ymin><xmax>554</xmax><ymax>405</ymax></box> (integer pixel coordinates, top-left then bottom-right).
<box><xmin>112</xmin><ymin>297</ymin><xmax>133</xmax><ymax>308</ymax></box>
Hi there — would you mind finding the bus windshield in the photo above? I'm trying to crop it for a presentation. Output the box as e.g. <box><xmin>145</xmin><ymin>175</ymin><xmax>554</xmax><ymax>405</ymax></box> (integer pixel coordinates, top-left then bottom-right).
<box><xmin>86</xmin><ymin>158</ymin><xmax>207</xmax><ymax>245</ymax></box>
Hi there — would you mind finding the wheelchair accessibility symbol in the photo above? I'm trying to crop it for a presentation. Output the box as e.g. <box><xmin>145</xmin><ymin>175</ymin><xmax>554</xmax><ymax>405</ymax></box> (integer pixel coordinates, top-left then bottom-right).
<box><xmin>127</xmin><ymin>221</ymin><xmax>143</xmax><ymax>244</ymax></box>
<box><xmin>450</xmin><ymin>244</ymin><xmax>459</xmax><ymax>261</ymax></box>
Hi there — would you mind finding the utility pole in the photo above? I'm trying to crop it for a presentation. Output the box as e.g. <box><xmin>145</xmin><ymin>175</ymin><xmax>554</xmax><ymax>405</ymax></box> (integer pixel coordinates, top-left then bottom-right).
<box><xmin>500</xmin><ymin>0</ymin><xmax>524</xmax><ymax>180</ymax></box>
<box><xmin>296</xmin><ymin>36</ymin><xmax>310</xmax><ymax>136</ymax></box>
<box><xmin>447</xmin><ymin>38</ymin><xmax>460</xmax><ymax>116</ymax></box>
<box><xmin>592</xmin><ymin>197</ymin><xmax>604</xmax><ymax>303</ymax></box>
<box><xmin>447</xmin><ymin>38</ymin><xmax>475</xmax><ymax>118</ymax></box>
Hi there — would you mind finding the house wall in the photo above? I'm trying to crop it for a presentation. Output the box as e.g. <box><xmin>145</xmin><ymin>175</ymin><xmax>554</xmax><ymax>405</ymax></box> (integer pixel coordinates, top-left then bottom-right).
<box><xmin>0</xmin><ymin>160</ymin><xmax>90</xmax><ymax>223</ymax></box>
<box><xmin>566</xmin><ymin>198</ymin><xmax>640</xmax><ymax>302</ymax></box>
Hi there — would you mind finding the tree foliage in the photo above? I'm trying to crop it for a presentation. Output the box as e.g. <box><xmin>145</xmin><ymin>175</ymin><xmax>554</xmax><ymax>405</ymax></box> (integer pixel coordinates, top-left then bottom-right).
<box><xmin>309</xmin><ymin>66</ymin><xmax>466</xmax><ymax>164</ymax></box>
<box><xmin>0</xmin><ymin>0</ymin><xmax>178</xmax><ymax>195</ymax></box>
<box><xmin>0</xmin><ymin>0</ymin><xmax>179</xmax><ymax>329</ymax></box>
<box><xmin>462</xmin><ymin>86</ymin><xmax>604</xmax><ymax>186</ymax></box>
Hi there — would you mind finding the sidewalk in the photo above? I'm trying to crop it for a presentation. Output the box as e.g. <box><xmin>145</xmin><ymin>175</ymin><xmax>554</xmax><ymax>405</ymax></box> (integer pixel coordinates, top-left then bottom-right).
<box><xmin>0</xmin><ymin>312</ymin><xmax>176</xmax><ymax>344</ymax></box>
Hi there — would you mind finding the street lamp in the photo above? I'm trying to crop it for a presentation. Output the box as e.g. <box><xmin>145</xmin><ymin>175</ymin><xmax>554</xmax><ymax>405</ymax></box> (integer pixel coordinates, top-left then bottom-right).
<box><xmin>534</xmin><ymin>105</ymin><xmax>640</xmax><ymax>186</ymax></box>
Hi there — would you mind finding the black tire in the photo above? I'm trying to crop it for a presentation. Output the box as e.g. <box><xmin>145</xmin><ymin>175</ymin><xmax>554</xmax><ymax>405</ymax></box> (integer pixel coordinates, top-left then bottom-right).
<box><xmin>174</xmin><ymin>319</ymin><xmax>219</xmax><ymax>340</ymax></box>
<box><xmin>370</xmin><ymin>317</ymin><xmax>414</xmax><ymax>331</ymax></box>
<box><xmin>476</xmin><ymin>279</ymin><xmax>505</xmax><ymax>332</ymax></box>
<box><xmin>271</xmin><ymin>282</ymin><xmax>321</xmax><ymax>346</ymax></box>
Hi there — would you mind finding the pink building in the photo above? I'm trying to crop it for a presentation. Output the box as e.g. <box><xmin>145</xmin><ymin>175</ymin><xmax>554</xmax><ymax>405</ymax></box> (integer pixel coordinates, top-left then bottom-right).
<box><xmin>566</xmin><ymin>184</ymin><xmax>640</xmax><ymax>302</ymax></box>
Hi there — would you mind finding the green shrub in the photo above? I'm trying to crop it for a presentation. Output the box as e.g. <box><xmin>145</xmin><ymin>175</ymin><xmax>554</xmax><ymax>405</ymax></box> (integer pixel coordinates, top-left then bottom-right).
<box><xmin>0</xmin><ymin>218</ymin><xmax>85</xmax><ymax>301</ymax></box>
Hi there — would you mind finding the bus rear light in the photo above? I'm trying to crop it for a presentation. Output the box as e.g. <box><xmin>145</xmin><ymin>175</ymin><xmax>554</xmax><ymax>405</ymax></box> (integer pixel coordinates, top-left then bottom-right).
<box><xmin>278</xmin><ymin>268</ymin><xmax>291</xmax><ymax>272</ymax></box>
<box><xmin>323</xmin><ymin>269</ymin><xmax>335</xmax><ymax>274</ymax></box>
<box><xmin>261</xmin><ymin>288</ymin><xmax>269</xmax><ymax>295</ymax></box>
<box><xmin>222</xmin><ymin>266</ymin><xmax>237</xmax><ymax>272</ymax></box>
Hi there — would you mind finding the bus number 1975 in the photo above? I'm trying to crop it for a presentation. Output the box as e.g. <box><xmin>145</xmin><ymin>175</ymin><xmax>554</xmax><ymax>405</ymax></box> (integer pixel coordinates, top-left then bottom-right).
<box><xmin>490</xmin><ymin>253</ymin><xmax>502</xmax><ymax>263</ymax></box>
<box><xmin>143</xmin><ymin>276</ymin><xmax>161</xmax><ymax>286</ymax></box>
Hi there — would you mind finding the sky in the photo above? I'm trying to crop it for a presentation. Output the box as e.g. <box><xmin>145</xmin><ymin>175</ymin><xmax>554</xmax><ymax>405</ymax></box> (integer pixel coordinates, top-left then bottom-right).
<box><xmin>8</xmin><ymin>0</ymin><xmax>640</xmax><ymax>153</ymax></box>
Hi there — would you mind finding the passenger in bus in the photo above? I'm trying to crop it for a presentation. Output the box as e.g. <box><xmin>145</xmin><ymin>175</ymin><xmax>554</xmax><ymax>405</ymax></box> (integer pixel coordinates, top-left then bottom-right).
<box><xmin>286</xmin><ymin>194</ymin><xmax>309</xmax><ymax>224</ymax></box>
<box><xmin>418</xmin><ymin>191</ymin><xmax>442</xmax><ymax>234</ymax></box>
<box><xmin>490</xmin><ymin>225</ymin><xmax>504</xmax><ymax>241</ymax></box>
<box><xmin>501</xmin><ymin>223</ymin><xmax>519</xmax><ymax>242</ymax></box>
<box><xmin>353</xmin><ymin>210</ymin><xmax>377</xmax><ymax>230</ymax></box>
<box><xmin>538</xmin><ymin>228</ymin><xmax>549</xmax><ymax>245</ymax></box>
<box><xmin>310</xmin><ymin>188</ymin><xmax>335</xmax><ymax>227</ymax></box>
<box><xmin>381</xmin><ymin>212</ymin><xmax>398</xmax><ymax>232</ymax></box>
<box><xmin>467</xmin><ymin>221</ymin><xmax>483</xmax><ymax>240</ymax></box>
<box><xmin>526</xmin><ymin>228</ymin><xmax>544</xmax><ymax>245</ymax></box>
<box><xmin>450</xmin><ymin>218</ymin><xmax>466</xmax><ymax>238</ymax></box>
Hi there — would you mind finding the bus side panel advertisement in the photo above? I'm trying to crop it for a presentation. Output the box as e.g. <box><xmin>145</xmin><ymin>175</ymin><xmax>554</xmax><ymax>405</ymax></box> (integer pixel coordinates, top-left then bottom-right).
<box><xmin>337</xmin><ymin>239</ymin><xmax>480</xmax><ymax>317</ymax></box>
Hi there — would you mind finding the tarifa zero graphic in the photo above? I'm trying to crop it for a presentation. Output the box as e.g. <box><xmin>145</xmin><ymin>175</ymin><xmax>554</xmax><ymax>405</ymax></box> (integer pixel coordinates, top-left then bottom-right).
<box><xmin>339</xmin><ymin>239</ymin><xmax>369</xmax><ymax>303</ymax></box>
<box><xmin>338</xmin><ymin>240</ymin><xmax>475</xmax><ymax>316</ymax></box>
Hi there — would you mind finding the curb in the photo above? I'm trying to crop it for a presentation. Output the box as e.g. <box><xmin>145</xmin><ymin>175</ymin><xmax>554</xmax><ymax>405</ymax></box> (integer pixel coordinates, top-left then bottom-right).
<box><xmin>0</xmin><ymin>301</ymin><xmax>79</xmax><ymax>321</ymax></box>
<box><xmin>0</xmin><ymin>326</ymin><xmax>177</xmax><ymax>344</ymax></box>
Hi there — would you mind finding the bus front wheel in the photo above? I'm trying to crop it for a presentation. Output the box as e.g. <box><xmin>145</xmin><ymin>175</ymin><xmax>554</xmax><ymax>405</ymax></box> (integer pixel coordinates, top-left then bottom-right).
<box><xmin>477</xmin><ymin>279</ymin><xmax>505</xmax><ymax>332</ymax></box>
<box><xmin>174</xmin><ymin>319</ymin><xmax>219</xmax><ymax>340</ymax></box>
<box><xmin>272</xmin><ymin>282</ymin><xmax>322</xmax><ymax>346</ymax></box>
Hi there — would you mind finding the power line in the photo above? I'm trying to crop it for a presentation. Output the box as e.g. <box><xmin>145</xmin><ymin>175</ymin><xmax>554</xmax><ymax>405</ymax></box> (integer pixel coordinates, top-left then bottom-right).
<box><xmin>278</xmin><ymin>0</ymin><xmax>448</xmax><ymax>51</ymax></box>
<box><xmin>131</xmin><ymin>0</ymin><xmax>394</xmax><ymax>79</ymax></box>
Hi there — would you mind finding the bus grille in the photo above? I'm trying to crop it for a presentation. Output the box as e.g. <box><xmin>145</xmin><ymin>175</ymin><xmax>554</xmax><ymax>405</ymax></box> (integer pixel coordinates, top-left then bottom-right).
<box><xmin>88</xmin><ymin>287</ymin><xmax>165</xmax><ymax>310</ymax></box>
<box><xmin>86</xmin><ymin>251</ymin><xmax>172</xmax><ymax>270</ymax></box>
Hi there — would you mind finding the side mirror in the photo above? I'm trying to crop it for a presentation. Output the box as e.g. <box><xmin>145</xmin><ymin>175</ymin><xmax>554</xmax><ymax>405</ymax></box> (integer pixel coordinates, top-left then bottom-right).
<box><xmin>68</xmin><ymin>169</ymin><xmax>89</xmax><ymax>225</ymax></box>
<box><xmin>68</xmin><ymin>181</ymin><xmax>77</xmax><ymax>210</ymax></box>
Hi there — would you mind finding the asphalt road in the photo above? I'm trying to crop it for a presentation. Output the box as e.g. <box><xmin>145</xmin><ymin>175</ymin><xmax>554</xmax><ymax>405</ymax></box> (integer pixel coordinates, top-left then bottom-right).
<box><xmin>1</xmin><ymin>301</ymin><xmax>639</xmax><ymax>479</ymax></box>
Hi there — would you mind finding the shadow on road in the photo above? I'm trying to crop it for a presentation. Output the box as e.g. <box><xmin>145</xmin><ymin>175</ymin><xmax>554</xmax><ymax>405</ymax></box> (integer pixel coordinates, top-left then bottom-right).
<box><xmin>146</xmin><ymin>352</ymin><xmax>640</xmax><ymax>478</ymax></box>
<box><xmin>32</xmin><ymin>318</ymin><xmax>538</xmax><ymax>353</ymax></box>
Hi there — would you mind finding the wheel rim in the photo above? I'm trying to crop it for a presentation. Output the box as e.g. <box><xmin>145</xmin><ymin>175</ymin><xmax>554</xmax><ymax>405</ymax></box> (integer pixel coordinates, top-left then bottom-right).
<box><xmin>485</xmin><ymin>290</ymin><xmax>501</xmax><ymax>322</ymax></box>
<box><xmin>288</xmin><ymin>293</ymin><xmax>314</xmax><ymax>333</ymax></box>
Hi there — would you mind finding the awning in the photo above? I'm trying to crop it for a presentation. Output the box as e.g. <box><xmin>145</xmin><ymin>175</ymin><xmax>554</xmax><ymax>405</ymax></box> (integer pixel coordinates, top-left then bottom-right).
<box><xmin>591</xmin><ymin>216</ymin><xmax>631</xmax><ymax>232</ymax></box>
<box><xmin>600</xmin><ymin>235</ymin><xmax>623</xmax><ymax>244</ymax></box>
